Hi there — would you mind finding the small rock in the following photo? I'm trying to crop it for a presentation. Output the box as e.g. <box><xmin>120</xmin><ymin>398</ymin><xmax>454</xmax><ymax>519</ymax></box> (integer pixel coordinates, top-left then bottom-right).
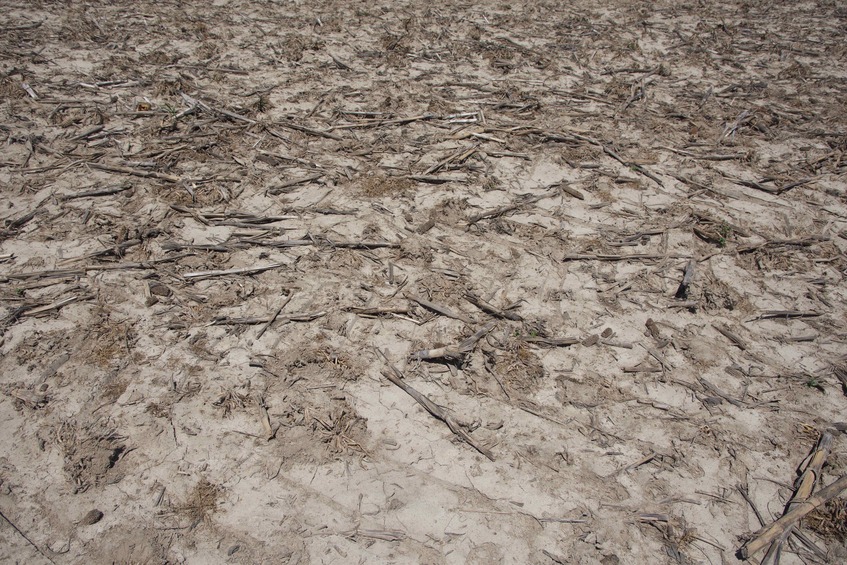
<box><xmin>149</xmin><ymin>282</ymin><xmax>172</xmax><ymax>297</ymax></box>
<box><xmin>582</xmin><ymin>335</ymin><xmax>599</xmax><ymax>347</ymax></box>
<box><xmin>79</xmin><ymin>509</ymin><xmax>103</xmax><ymax>525</ymax></box>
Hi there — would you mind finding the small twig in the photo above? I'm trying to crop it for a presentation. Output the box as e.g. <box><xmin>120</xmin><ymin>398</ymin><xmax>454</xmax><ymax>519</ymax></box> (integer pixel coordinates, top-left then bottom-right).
<box><xmin>377</xmin><ymin>349</ymin><xmax>494</xmax><ymax>461</ymax></box>
<box><xmin>266</xmin><ymin>174</ymin><xmax>324</xmax><ymax>195</ymax></box>
<box><xmin>754</xmin><ymin>310</ymin><xmax>822</xmax><ymax>321</ymax></box>
<box><xmin>257</xmin><ymin>294</ymin><xmax>293</xmax><ymax>339</ymax></box>
<box><xmin>712</xmin><ymin>323</ymin><xmax>749</xmax><ymax>350</ymax></box>
<box><xmin>59</xmin><ymin>182</ymin><xmax>131</xmax><ymax>200</ymax></box>
<box><xmin>737</xmin><ymin>235</ymin><xmax>828</xmax><ymax>254</ymax></box>
<box><xmin>674</xmin><ymin>259</ymin><xmax>696</xmax><ymax>299</ymax></box>
<box><xmin>0</xmin><ymin>507</ymin><xmax>57</xmax><ymax>564</ymax></box>
<box><xmin>463</xmin><ymin>292</ymin><xmax>522</xmax><ymax>321</ymax></box>
<box><xmin>346</xmin><ymin>305</ymin><xmax>411</xmax><ymax>317</ymax></box>
<box><xmin>698</xmin><ymin>377</ymin><xmax>744</xmax><ymax>407</ymax></box>
<box><xmin>406</xmin><ymin>174</ymin><xmax>466</xmax><ymax>184</ymax></box>
<box><xmin>407</xmin><ymin>294</ymin><xmax>475</xmax><ymax>324</ymax></box>
<box><xmin>520</xmin><ymin>336</ymin><xmax>580</xmax><ymax>347</ymax></box>
<box><xmin>563</xmin><ymin>253</ymin><xmax>687</xmax><ymax>262</ymax></box>
<box><xmin>19</xmin><ymin>294</ymin><xmax>93</xmax><ymax>317</ymax></box>
<box><xmin>183</xmin><ymin>263</ymin><xmax>285</xmax><ymax>281</ymax></box>
<box><xmin>342</xmin><ymin>527</ymin><xmax>406</xmax><ymax>542</ymax></box>
<box><xmin>605</xmin><ymin>451</ymin><xmax>658</xmax><ymax>478</ymax></box>
<box><xmin>212</xmin><ymin>311</ymin><xmax>325</xmax><ymax>326</ymax></box>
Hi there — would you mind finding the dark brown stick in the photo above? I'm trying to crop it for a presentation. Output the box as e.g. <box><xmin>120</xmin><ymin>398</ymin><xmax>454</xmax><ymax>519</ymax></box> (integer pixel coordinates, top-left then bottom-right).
<box><xmin>463</xmin><ymin>292</ymin><xmax>523</xmax><ymax>321</ymax></box>
<box><xmin>59</xmin><ymin>182</ymin><xmax>132</xmax><ymax>200</ymax></box>
<box><xmin>0</xmin><ymin>508</ymin><xmax>57</xmax><ymax>564</ymax></box>
<box><xmin>674</xmin><ymin>259</ymin><xmax>696</xmax><ymax>299</ymax></box>
<box><xmin>712</xmin><ymin>323</ymin><xmax>749</xmax><ymax>350</ymax></box>
<box><xmin>257</xmin><ymin>294</ymin><xmax>293</xmax><ymax>339</ymax></box>
<box><xmin>407</xmin><ymin>295</ymin><xmax>475</xmax><ymax>324</ymax></box>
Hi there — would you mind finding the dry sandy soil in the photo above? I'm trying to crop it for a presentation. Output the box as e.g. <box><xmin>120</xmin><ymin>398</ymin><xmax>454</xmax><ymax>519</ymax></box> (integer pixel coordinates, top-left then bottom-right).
<box><xmin>1</xmin><ymin>0</ymin><xmax>847</xmax><ymax>563</ymax></box>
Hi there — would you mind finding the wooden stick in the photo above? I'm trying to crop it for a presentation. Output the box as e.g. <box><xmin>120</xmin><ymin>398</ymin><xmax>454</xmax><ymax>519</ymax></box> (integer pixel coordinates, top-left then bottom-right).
<box><xmin>623</xmin><ymin>364</ymin><xmax>662</xmax><ymax>373</ymax></box>
<box><xmin>346</xmin><ymin>305</ymin><xmax>411</xmax><ymax>317</ymax></box>
<box><xmin>88</xmin><ymin>162</ymin><xmax>180</xmax><ymax>183</ymax></box>
<box><xmin>738</xmin><ymin>236</ymin><xmax>828</xmax><ymax>254</ymax></box>
<box><xmin>559</xmin><ymin>129</ymin><xmax>664</xmax><ymax>187</ymax></box>
<box><xmin>674</xmin><ymin>259</ymin><xmax>696</xmax><ymax>299</ymax></box>
<box><xmin>59</xmin><ymin>182</ymin><xmax>132</xmax><ymax>200</ymax></box>
<box><xmin>754</xmin><ymin>310</ymin><xmax>822</xmax><ymax>320</ymax></box>
<box><xmin>70</xmin><ymin>124</ymin><xmax>105</xmax><ymax>141</ymax></box>
<box><xmin>377</xmin><ymin>349</ymin><xmax>494</xmax><ymax>461</ymax></box>
<box><xmin>256</xmin><ymin>394</ymin><xmax>275</xmax><ymax>440</ymax></box>
<box><xmin>733</xmin><ymin>177</ymin><xmax>815</xmax><ymax>196</ymax></box>
<box><xmin>342</xmin><ymin>527</ymin><xmax>406</xmax><ymax>542</ymax></box>
<box><xmin>605</xmin><ymin>451</ymin><xmax>658</xmax><ymax>478</ymax></box>
<box><xmin>736</xmin><ymin>482</ymin><xmax>827</xmax><ymax>560</ymax></box>
<box><xmin>406</xmin><ymin>174</ymin><xmax>466</xmax><ymax>184</ymax></box>
<box><xmin>698</xmin><ymin>377</ymin><xmax>744</xmax><ymax>407</ymax></box>
<box><xmin>266</xmin><ymin>174</ymin><xmax>324</xmax><ymax>195</ymax></box>
<box><xmin>712</xmin><ymin>323</ymin><xmax>749</xmax><ymax>350</ymax></box>
<box><xmin>212</xmin><ymin>311</ymin><xmax>325</xmax><ymax>326</ymax></box>
<box><xmin>19</xmin><ymin>294</ymin><xmax>93</xmax><ymax>317</ymax></box>
<box><xmin>559</xmin><ymin>184</ymin><xmax>585</xmax><ymax>200</ymax></box>
<box><xmin>563</xmin><ymin>253</ymin><xmax>685</xmax><ymax>262</ymax></box>
<box><xmin>162</xmin><ymin>242</ymin><xmax>236</xmax><ymax>252</ymax></box>
<box><xmin>410</xmin><ymin>345</ymin><xmax>462</xmax><ymax>361</ymax></box>
<box><xmin>520</xmin><ymin>336</ymin><xmax>579</xmax><ymax>347</ymax></box>
<box><xmin>58</xmin><ymin>237</ymin><xmax>146</xmax><ymax>265</ymax></box>
<box><xmin>738</xmin><ymin>474</ymin><xmax>847</xmax><ymax>559</ymax></box>
<box><xmin>758</xmin><ymin>432</ymin><xmax>834</xmax><ymax>563</ymax></box>
<box><xmin>326</xmin><ymin>239</ymin><xmax>400</xmax><ymax>249</ymax></box>
<box><xmin>463</xmin><ymin>292</ymin><xmax>522</xmax><ymax>321</ymax></box>
<box><xmin>183</xmin><ymin>263</ymin><xmax>284</xmax><ymax>280</ymax></box>
<box><xmin>180</xmin><ymin>92</ymin><xmax>256</xmax><ymax>124</ymax></box>
<box><xmin>424</xmin><ymin>144</ymin><xmax>477</xmax><ymax>175</ymax></box>
<box><xmin>407</xmin><ymin>295</ymin><xmax>474</xmax><ymax>324</ymax></box>
<box><xmin>3</xmin><ymin>268</ymin><xmax>85</xmax><ymax>281</ymax></box>
<box><xmin>257</xmin><ymin>294</ymin><xmax>293</xmax><ymax>339</ymax></box>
